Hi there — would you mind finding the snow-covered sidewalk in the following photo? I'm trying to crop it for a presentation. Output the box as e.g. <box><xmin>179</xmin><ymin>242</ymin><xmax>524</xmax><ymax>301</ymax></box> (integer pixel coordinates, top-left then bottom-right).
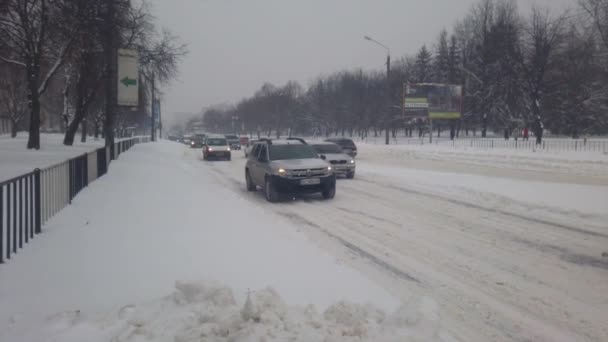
<box><xmin>0</xmin><ymin>141</ymin><xmax>445</xmax><ymax>341</ymax></box>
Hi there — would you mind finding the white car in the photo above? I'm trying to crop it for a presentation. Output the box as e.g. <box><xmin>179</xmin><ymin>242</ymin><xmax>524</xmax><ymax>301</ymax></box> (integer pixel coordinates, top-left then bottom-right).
<box><xmin>312</xmin><ymin>143</ymin><xmax>356</xmax><ymax>179</ymax></box>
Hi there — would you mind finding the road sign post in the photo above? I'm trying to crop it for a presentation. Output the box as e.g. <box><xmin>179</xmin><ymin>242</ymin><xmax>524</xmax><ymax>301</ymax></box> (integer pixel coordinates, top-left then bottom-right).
<box><xmin>403</xmin><ymin>83</ymin><xmax>463</xmax><ymax>143</ymax></box>
<box><xmin>117</xmin><ymin>49</ymin><xmax>139</xmax><ymax>107</ymax></box>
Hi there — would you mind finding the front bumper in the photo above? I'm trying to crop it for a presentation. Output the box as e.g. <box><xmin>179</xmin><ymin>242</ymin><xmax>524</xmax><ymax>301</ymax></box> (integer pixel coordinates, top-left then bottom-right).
<box><xmin>205</xmin><ymin>151</ymin><xmax>231</xmax><ymax>159</ymax></box>
<box><xmin>331</xmin><ymin>164</ymin><xmax>355</xmax><ymax>176</ymax></box>
<box><xmin>270</xmin><ymin>174</ymin><xmax>336</xmax><ymax>194</ymax></box>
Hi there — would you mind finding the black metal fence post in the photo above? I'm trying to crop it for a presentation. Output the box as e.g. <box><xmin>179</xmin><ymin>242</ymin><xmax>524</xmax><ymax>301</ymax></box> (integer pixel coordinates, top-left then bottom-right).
<box><xmin>34</xmin><ymin>169</ymin><xmax>41</xmax><ymax>234</ymax></box>
<box><xmin>25</xmin><ymin>176</ymin><xmax>29</xmax><ymax>244</ymax></box>
<box><xmin>6</xmin><ymin>181</ymin><xmax>11</xmax><ymax>260</ymax></box>
<box><xmin>29</xmin><ymin>174</ymin><xmax>34</xmax><ymax>239</ymax></box>
<box><xmin>12</xmin><ymin>181</ymin><xmax>16</xmax><ymax>253</ymax></box>
<box><xmin>0</xmin><ymin>185</ymin><xmax>3</xmax><ymax>263</ymax></box>
<box><xmin>18</xmin><ymin>178</ymin><xmax>23</xmax><ymax>249</ymax></box>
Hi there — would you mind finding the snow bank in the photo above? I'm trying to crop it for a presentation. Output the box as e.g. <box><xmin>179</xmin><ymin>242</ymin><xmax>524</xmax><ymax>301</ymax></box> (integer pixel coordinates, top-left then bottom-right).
<box><xmin>34</xmin><ymin>280</ymin><xmax>442</xmax><ymax>342</ymax></box>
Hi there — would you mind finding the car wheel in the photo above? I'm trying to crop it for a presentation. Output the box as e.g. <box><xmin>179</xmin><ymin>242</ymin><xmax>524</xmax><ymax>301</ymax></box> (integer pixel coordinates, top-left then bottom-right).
<box><xmin>245</xmin><ymin>170</ymin><xmax>256</xmax><ymax>192</ymax></box>
<box><xmin>265</xmin><ymin>177</ymin><xmax>279</xmax><ymax>202</ymax></box>
<box><xmin>346</xmin><ymin>171</ymin><xmax>355</xmax><ymax>179</ymax></box>
<box><xmin>322</xmin><ymin>184</ymin><xmax>336</xmax><ymax>199</ymax></box>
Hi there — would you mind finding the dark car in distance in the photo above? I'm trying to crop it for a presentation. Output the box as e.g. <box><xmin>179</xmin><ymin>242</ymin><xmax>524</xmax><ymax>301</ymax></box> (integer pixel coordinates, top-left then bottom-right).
<box><xmin>325</xmin><ymin>138</ymin><xmax>358</xmax><ymax>158</ymax></box>
<box><xmin>225</xmin><ymin>134</ymin><xmax>241</xmax><ymax>150</ymax></box>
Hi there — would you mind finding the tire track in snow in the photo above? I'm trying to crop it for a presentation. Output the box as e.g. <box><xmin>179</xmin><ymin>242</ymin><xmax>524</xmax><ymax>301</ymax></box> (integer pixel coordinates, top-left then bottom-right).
<box><xmin>357</xmin><ymin>177</ymin><xmax>608</xmax><ymax>239</ymax></box>
<box><xmin>274</xmin><ymin>211</ymin><xmax>423</xmax><ymax>285</ymax></box>
<box><xmin>195</xmin><ymin>155</ymin><xmax>424</xmax><ymax>285</ymax></box>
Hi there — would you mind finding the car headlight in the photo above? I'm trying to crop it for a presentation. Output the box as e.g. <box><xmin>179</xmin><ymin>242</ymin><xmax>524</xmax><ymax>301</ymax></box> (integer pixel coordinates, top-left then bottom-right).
<box><xmin>208</xmin><ymin>147</ymin><xmax>213</xmax><ymax>152</ymax></box>
<box><xmin>277</xmin><ymin>168</ymin><xmax>287</xmax><ymax>176</ymax></box>
<box><xmin>350</xmin><ymin>159</ymin><xmax>355</xmax><ymax>164</ymax></box>
<box><xmin>227</xmin><ymin>147</ymin><xmax>231</xmax><ymax>151</ymax></box>
<box><xmin>327</xmin><ymin>166</ymin><xmax>332</xmax><ymax>173</ymax></box>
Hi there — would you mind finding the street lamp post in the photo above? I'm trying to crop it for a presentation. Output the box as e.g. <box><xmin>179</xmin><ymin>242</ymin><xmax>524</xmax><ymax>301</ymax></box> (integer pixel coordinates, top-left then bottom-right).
<box><xmin>364</xmin><ymin>35</ymin><xmax>391</xmax><ymax>145</ymax></box>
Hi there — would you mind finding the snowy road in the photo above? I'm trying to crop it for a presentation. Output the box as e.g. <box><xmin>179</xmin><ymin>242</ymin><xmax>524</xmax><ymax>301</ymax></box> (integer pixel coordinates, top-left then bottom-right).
<box><xmin>187</xmin><ymin>144</ymin><xmax>608</xmax><ymax>342</ymax></box>
<box><xmin>2</xmin><ymin>141</ymin><xmax>607</xmax><ymax>341</ymax></box>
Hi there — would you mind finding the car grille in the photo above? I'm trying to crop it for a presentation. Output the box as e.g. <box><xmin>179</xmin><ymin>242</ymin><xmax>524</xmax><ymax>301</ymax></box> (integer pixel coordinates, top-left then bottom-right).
<box><xmin>330</xmin><ymin>160</ymin><xmax>348</xmax><ymax>165</ymax></box>
<box><xmin>288</xmin><ymin>168</ymin><xmax>327</xmax><ymax>178</ymax></box>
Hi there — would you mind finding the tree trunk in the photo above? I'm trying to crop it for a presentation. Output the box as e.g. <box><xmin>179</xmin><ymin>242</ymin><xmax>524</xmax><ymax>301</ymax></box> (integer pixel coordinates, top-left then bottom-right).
<box><xmin>450</xmin><ymin>122</ymin><xmax>456</xmax><ymax>140</ymax></box>
<box><xmin>64</xmin><ymin>64</ymin><xmax>89</xmax><ymax>146</ymax></box>
<box><xmin>26</xmin><ymin>62</ymin><xmax>41</xmax><ymax>149</ymax></box>
<box><xmin>94</xmin><ymin>121</ymin><xmax>100</xmax><ymax>139</ymax></box>
<box><xmin>81</xmin><ymin>119</ymin><xmax>87</xmax><ymax>143</ymax></box>
<box><xmin>11</xmin><ymin>120</ymin><xmax>18</xmax><ymax>138</ymax></box>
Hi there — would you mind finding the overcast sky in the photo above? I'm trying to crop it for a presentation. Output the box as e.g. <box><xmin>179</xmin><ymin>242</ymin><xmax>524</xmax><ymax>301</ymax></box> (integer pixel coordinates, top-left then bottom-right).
<box><xmin>150</xmin><ymin>0</ymin><xmax>574</xmax><ymax>124</ymax></box>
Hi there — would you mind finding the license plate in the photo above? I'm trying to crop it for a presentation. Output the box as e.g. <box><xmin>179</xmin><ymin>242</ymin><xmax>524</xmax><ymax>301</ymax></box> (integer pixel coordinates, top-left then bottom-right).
<box><xmin>300</xmin><ymin>178</ymin><xmax>320</xmax><ymax>185</ymax></box>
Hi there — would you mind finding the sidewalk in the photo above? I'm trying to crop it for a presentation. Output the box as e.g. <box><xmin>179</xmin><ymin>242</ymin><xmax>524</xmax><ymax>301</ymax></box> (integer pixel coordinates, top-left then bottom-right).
<box><xmin>0</xmin><ymin>141</ymin><xmax>416</xmax><ymax>342</ymax></box>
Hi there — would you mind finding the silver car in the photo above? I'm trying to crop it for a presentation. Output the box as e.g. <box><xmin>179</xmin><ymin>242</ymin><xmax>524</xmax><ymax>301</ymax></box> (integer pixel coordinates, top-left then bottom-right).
<box><xmin>245</xmin><ymin>138</ymin><xmax>336</xmax><ymax>202</ymax></box>
<box><xmin>312</xmin><ymin>143</ymin><xmax>356</xmax><ymax>179</ymax></box>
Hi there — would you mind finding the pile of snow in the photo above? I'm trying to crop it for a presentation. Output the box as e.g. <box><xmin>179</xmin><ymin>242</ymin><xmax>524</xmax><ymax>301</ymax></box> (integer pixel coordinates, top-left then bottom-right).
<box><xmin>28</xmin><ymin>281</ymin><xmax>442</xmax><ymax>342</ymax></box>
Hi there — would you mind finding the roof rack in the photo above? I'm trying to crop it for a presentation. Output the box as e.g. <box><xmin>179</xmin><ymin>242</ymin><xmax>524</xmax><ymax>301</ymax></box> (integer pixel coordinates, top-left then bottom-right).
<box><xmin>286</xmin><ymin>137</ymin><xmax>308</xmax><ymax>145</ymax></box>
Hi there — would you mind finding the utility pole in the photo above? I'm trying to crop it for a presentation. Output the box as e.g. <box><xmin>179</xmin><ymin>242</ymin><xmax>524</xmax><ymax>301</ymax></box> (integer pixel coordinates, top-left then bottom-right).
<box><xmin>104</xmin><ymin>0</ymin><xmax>118</xmax><ymax>157</ymax></box>
<box><xmin>364</xmin><ymin>35</ymin><xmax>391</xmax><ymax>145</ymax></box>
<box><xmin>385</xmin><ymin>54</ymin><xmax>391</xmax><ymax>145</ymax></box>
<box><xmin>150</xmin><ymin>72</ymin><xmax>155</xmax><ymax>142</ymax></box>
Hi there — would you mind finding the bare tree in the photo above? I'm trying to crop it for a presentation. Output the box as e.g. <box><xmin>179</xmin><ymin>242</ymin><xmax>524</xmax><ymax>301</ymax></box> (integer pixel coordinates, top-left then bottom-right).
<box><xmin>0</xmin><ymin>0</ymin><xmax>74</xmax><ymax>149</ymax></box>
<box><xmin>0</xmin><ymin>65</ymin><xmax>28</xmax><ymax>137</ymax></box>
<box><xmin>517</xmin><ymin>7</ymin><xmax>566</xmax><ymax>138</ymax></box>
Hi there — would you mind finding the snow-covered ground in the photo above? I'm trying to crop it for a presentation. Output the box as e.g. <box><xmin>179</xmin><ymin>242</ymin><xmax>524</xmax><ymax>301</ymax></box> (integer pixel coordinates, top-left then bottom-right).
<box><xmin>1</xmin><ymin>141</ymin><xmax>446</xmax><ymax>342</ymax></box>
<box><xmin>1</xmin><ymin>140</ymin><xmax>607</xmax><ymax>341</ymax></box>
<box><xmin>185</xmin><ymin>141</ymin><xmax>608</xmax><ymax>341</ymax></box>
<box><xmin>0</xmin><ymin>133</ymin><xmax>104</xmax><ymax>182</ymax></box>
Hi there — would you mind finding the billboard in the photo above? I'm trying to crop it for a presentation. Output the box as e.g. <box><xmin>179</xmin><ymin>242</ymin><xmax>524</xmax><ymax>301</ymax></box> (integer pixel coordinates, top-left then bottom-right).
<box><xmin>404</xmin><ymin>83</ymin><xmax>462</xmax><ymax>119</ymax></box>
<box><xmin>117</xmin><ymin>49</ymin><xmax>139</xmax><ymax>107</ymax></box>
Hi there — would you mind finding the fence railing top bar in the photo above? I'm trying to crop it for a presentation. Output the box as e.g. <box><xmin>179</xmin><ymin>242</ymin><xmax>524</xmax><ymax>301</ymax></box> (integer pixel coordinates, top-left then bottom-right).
<box><xmin>0</xmin><ymin>170</ymin><xmax>36</xmax><ymax>187</ymax></box>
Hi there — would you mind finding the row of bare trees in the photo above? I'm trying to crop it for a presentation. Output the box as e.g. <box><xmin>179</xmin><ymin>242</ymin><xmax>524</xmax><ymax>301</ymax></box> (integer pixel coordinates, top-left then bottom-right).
<box><xmin>0</xmin><ymin>0</ymin><xmax>186</xmax><ymax>149</ymax></box>
<box><xmin>198</xmin><ymin>0</ymin><xmax>608</xmax><ymax>139</ymax></box>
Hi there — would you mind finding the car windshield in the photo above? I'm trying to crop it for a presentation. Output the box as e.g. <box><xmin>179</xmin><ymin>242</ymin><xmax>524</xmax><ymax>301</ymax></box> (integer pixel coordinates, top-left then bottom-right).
<box><xmin>225</xmin><ymin>135</ymin><xmax>238</xmax><ymax>140</ymax></box>
<box><xmin>335</xmin><ymin>139</ymin><xmax>356</xmax><ymax>148</ymax></box>
<box><xmin>207</xmin><ymin>138</ymin><xmax>227</xmax><ymax>146</ymax></box>
<box><xmin>269</xmin><ymin>144</ymin><xmax>318</xmax><ymax>160</ymax></box>
<box><xmin>312</xmin><ymin>144</ymin><xmax>343</xmax><ymax>154</ymax></box>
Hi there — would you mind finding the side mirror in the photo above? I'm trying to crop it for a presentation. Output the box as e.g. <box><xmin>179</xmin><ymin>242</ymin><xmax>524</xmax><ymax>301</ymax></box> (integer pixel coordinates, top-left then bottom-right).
<box><xmin>320</xmin><ymin>155</ymin><xmax>326</xmax><ymax>160</ymax></box>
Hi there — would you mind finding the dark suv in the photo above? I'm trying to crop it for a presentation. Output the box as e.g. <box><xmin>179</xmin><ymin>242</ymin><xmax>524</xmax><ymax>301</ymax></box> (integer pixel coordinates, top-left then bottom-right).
<box><xmin>245</xmin><ymin>138</ymin><xmax>336</xmax><ymax>202</ymax></box>
<box><xmin>325</xmin><ymin>138</ymin><xmax>357</xmax><ymax>158</ymax></box>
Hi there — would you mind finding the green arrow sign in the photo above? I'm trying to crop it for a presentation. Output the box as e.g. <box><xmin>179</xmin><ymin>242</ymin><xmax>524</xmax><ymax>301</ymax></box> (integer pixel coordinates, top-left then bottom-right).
<box><xmin>121</xmin><ymin>77</ymin><xmax>137</xmax><ymax>87</ymax></box>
